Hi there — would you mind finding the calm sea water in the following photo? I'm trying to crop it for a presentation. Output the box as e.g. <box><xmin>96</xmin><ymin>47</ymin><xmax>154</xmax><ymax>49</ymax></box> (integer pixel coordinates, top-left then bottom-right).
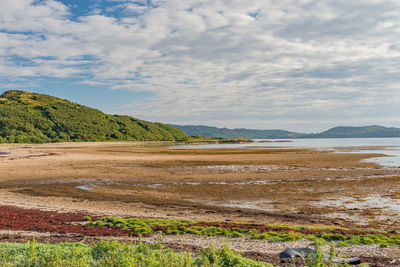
<box><xmin>176</xmin><ymin>138</ymin><xmax>400</xmax><ymax>167</ymax></box>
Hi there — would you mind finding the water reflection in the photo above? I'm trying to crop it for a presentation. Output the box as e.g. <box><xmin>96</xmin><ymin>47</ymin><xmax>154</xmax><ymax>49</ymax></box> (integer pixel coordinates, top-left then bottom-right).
<box><xmin>175</xmin><ymin>138</ymin><xmax>400</xmax><ymax>167</ymax></box>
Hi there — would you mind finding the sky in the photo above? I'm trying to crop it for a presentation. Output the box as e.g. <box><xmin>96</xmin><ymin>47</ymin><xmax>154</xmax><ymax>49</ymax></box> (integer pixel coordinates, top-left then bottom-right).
<box><xmin>0</xmin><ymin>0</ymin><xmax>399</xmax><ymax>133</ymax></box>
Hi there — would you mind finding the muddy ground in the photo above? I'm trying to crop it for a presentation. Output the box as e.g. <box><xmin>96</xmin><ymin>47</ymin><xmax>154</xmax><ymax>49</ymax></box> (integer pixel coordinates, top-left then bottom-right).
<box><xmin>0</xmin><ymin>142</ymin><xmax>399</xmax><ymax>231</ymax></box>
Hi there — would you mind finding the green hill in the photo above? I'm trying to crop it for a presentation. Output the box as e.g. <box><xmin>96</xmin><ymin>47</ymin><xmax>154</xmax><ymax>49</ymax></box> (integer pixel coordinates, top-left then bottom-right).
<box><xmin>0</xmin><ymin>90</ymin><xmax>187</xmax><ymax>143</ymax></box>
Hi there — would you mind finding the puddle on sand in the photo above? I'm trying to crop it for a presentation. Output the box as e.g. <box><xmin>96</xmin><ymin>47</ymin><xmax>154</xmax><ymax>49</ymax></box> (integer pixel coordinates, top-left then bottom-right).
<box><xmin>28</xmin><ymin>178</ymin><xmax>124</xmax><ymax>187</ymax></box>
<box><xmin>126</xmin><ymin>174</ymin><xmax>399</xmax><ymax>189</ymax></box>
<box><xmin>363</xmin><ymin>149</ymin><xmax>400</xmax><ymax>167</ymax></box>
<box><xmin>336</xmin><ymin>147</ymin><xmax>400</xmax><ymax>167</ymax></box>
<box><xmin>75</xmin><ymin>185</ymin><xmax>92</xmax><ymax>191</ymax></box>
<box><xmin>315</xmin><ymin>195</ymin><xmax>400</xmax><ymax>222</ymax></box>
<box><xmin>180</xmin><ymin>164</ymin><xmax>399</xmax><ymax>174</ymax></box>
<box><xmin>319</xmin><ymin>195</ymin><xmax>400</xmax><ymax>211</ymax></box>
<box><xmin>200</xmin><ymin>200</ymin><xmax>275</xmax><ymax>212</ymax></box>
<box><xmin>194</xmin><ymin>165</ymin><xmax>284</xmax><ymax>172</ymax></box>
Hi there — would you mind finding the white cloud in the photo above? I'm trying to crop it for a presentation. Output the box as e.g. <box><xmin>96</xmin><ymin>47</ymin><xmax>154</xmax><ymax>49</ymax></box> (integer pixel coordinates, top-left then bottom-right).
<box><xmin>0</xmin><ymin>0</ymin><xmax>400</xmax><ymax>131</ymax></box>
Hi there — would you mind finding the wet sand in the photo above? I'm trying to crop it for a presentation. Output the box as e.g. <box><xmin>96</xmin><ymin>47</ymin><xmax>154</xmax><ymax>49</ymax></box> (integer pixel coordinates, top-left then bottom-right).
<box><xmin>0</xmin><ymin>142</ymin><xmax>399</xmax><ymax>231</ymax></box>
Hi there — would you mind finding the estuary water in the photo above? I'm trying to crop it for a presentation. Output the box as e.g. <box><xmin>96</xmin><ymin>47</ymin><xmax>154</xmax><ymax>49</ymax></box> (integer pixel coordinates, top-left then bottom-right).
<box><xmin>176</xmin><ymin>138</ymin><xmax>400</xmax><ymax>167</ymax></box>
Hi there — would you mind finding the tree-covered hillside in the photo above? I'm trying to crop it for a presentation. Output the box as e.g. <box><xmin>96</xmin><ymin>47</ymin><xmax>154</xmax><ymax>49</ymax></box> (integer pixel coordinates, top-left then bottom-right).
<box><xmin>0</xmin><ymin>90</ymin><xmax>187</xmax><ymax>143</ymax></box>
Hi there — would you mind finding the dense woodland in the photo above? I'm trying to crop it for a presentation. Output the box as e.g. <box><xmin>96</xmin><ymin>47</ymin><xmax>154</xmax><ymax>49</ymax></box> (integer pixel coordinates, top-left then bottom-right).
<box><xmin>0</xmin><ymin>90</ymin><xmax>187</xmax><ymax>143</ymax></box>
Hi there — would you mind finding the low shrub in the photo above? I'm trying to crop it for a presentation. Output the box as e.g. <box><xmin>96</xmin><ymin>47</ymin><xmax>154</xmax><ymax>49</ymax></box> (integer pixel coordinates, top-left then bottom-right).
<box><xmin>0</xmin><ymin>239</ymin><xmax>272</xmax><ymax>267</ymax></box>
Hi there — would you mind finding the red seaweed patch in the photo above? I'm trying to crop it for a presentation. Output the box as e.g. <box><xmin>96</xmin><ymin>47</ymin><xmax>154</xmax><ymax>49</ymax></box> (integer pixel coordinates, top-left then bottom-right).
<box><xmin>0</xmin><ymin>206</ymin><xmax>130</xmax><ymax>237</ymax></box>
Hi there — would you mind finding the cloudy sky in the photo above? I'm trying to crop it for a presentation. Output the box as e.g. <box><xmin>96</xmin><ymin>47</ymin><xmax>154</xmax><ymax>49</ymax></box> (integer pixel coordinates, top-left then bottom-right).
<box><xmin>1</xmin><ymin>0</ymin><xmax>399</xmax><ymax>132</ymax></box>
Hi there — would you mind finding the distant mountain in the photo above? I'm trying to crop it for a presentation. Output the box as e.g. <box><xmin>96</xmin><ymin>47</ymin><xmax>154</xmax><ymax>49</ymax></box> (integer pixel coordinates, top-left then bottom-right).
<box><xmin>171</xmin><ymin>125</ymin><xmax>305</xmax><ymax>139</ymax></box>
<box><xmin>0</xmin><ymin>90</ymin><xmax>187</xmax><ymax>143</ymax></box>
<box><xmin>173</xmin><ymin>125</ymin><xmax>400</xmax><ymax>139</ymax></box>
<box><xmin>314</xmin><ymin>125</ymin><xmax>400</xmax><ymax>138</ymax></box>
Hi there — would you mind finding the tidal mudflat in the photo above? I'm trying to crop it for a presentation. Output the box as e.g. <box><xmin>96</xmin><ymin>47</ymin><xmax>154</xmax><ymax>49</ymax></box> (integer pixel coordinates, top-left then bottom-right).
<box><xmin>0</xmin><ymin>141</ymin><xmax>399</xmax><ymax>232</ymax></box>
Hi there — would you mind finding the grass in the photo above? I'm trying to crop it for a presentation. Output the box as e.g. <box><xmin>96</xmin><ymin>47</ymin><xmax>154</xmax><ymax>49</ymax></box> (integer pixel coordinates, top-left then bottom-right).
<box><xmin>0</xmin><ymin>239</ymin><xmax>271</xmax><ymax>267</ymax></box>
<box><xmin>87</xmin><ymin>216</ymin><xmax>400</xmax><ymax>247</ymax></box>
<box><xmin>0</xmin><ymin>238</ymin><xmax>370</xmax><ymax>267</ymax></box>
<box><xmin>86</xmin><ymin>217</ymin><xmax>197</xmax><ymax>235</ymax></box>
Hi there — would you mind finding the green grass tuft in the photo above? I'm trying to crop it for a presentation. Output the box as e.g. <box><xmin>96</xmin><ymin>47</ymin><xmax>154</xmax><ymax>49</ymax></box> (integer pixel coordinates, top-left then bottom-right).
<box><xmin>89</xmin><ymin>216</ymin><xmax>400</xmax><ymax>248</ymax></box>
